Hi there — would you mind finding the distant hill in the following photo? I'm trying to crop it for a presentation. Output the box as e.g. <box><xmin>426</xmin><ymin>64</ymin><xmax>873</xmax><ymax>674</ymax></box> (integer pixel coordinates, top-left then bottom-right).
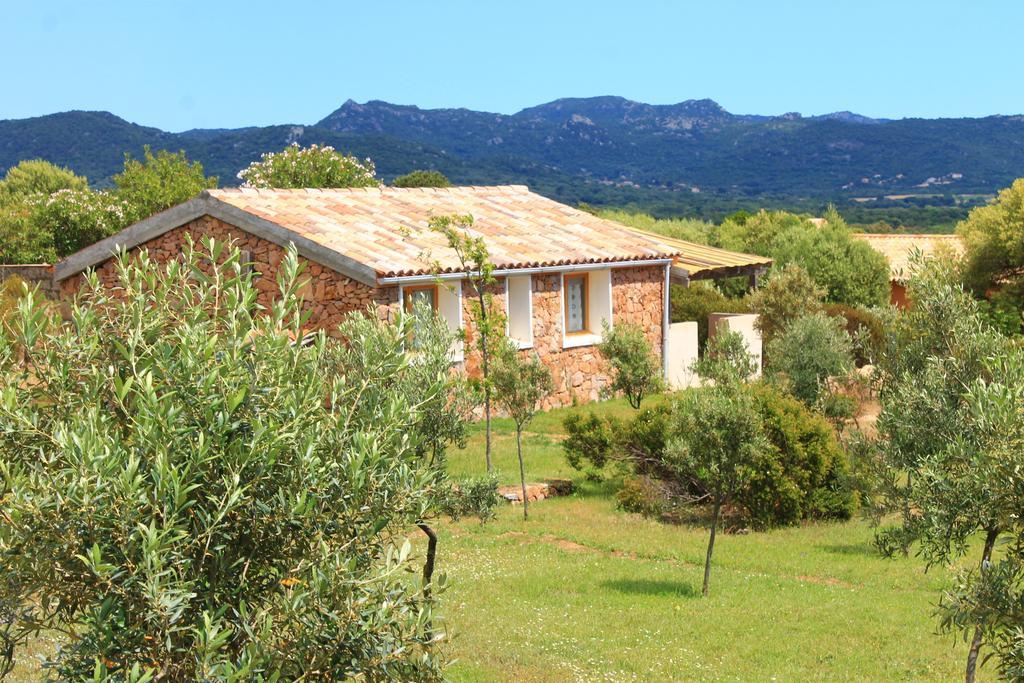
<box><xmin>2</xmin><ymin>97</ymin><xmax>1023</xmax><ymax>225</ymax></box>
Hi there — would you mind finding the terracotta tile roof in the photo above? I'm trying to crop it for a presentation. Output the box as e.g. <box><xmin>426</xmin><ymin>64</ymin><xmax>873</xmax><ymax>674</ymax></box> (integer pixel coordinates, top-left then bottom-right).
<box><xmin>206</xmin><ymin>186</ymin><xmax>768</xmax><ymax>278</ymax></box>
<box><xmin>853</xmin><ymin>233</ymin><xmax>965</xmax><ymax>282</ymax></box>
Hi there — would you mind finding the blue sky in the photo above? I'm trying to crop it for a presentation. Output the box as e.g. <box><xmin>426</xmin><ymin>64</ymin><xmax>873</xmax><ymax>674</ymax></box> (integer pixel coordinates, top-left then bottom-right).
<box><xmin>3</xmin><ymin>0</ymin><xmax>1022</xmax><ymax>131</ymax></box>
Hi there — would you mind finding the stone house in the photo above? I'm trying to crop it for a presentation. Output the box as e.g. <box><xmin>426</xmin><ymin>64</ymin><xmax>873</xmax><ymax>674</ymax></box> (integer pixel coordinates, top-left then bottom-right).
<box><xmin>54</xmin><ymin>186</ymin><xmax>769</xmax><ymax>408</ymax></box>
<box><xmin>853</xmin><ymin>233</ymin><xmax>965</xmax><ymax>308</ymax></box>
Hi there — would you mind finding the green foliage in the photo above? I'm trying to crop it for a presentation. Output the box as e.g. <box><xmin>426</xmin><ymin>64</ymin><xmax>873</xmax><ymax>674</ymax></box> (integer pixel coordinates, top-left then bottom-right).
<box><xmin>0</xmin><ymin>240</ymin><xmax>453</xmax><ymax>680</ymax></box>
<box><xmin>766</xmin><ymin>312</ymin><xmax>854</xmax><ymax>407</ymax></box>
<box><xmin>562</xmin><ymin>411</ymin><xmax>613</xmax><ymax>479</ymax></box>
<box><xmin>669</xmin><ymin>282</ymin><xmax>749</xmax><ymax>350</ymax></box>
<box><xmin>823</xmin><ymin>303</ymin><xmax>886</xmax><ymax>366</ymax></box>
<box><xmin>0</xmin><ymin>199</ymin><xmax>55</xmax><ymax>263</ymax></box>
<box><xmin>114</xmin><ymin>146</ymin><xmax>217</xmax><ymax>222</ymax></box>
<box><xmin>747</xmin><ymin>263</ymin><xmax>825</xmax><ymax>343</ymax></box>
<box><xmin>0</xmin><ymin>159</ymin><xmax>87</xmax><ymax>204</ymax></box>
<box><xmin>720</xmin><ymin>209</ymin><xmax>890</xmax><ymax>307</ymax></box>
<box><xmin>238</xmin><ymin>143</ymin><xmax>380</xmax><ymax>189</ymax></box>
<box><xmin>958</xmin><ymin>178</ymin><xmax>1024</xmax><ymax>333</ymax></box>
<box><xmin>743</xmin><ymin>384</ymin><xmax>855</xmax><ymax>528</ymax></box>
<box><xmin>491</xmin><ymin>341</ymin><xmax>553</xmax><ymax>519</ymax></box>
<box><xmin>616</xmin><ymin>475</ymin><xmax>667</xmax><ymax>517</ymax></box>
<box><xmin>597</xmin><ymin>321</ymin><xmax>664</xmax><ymax>409</ymax></box>
<box><xmin>874</xmin><ymin>255</ymin><xmax>1023</xmax><ymax>678</ymax></box>
<box><xmin>34</xmin><ymin>188</ymin><xmax>131</xmax><ymax>257</ymax></box>
<box><xmin>598</xmin><ymin>209</ymin><xmax>714</xmax><ymax>244</ymax></box>
<box><xmin>392</xmin><ymin>169</ymin><xmax>452</xmax><ymax>188</ymax></box>
<box><xmin>692</xmin><ymin>329</ymin><xmax>757</xmax><ymax>385</ymax></box>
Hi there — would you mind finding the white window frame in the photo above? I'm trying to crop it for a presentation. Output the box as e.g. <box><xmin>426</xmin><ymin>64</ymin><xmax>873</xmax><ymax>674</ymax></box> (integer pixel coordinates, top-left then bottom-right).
<box><xmin>504</xmin><ymin>274</ymin><xmax>533</xmax><ymax>349</ymax></box>
<box><xmin>560</xmin><ymin>268</ymin><xmax>613</xmax><ymax>349</ymax></box>
<box><xmin>397</xmin><ymin>280</ymin><xmax>464</xmax><ymax>362</ymax></box>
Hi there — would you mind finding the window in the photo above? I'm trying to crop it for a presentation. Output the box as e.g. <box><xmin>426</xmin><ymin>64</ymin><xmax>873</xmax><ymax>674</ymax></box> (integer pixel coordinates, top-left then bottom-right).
<box><xmin>561</xmin><ymin>269</ymin><xmax>612</xmax><ymax>349</ymax></box>
<box><xmin>402</xmin><ymin>284</ymin><xmax>438</xmax><ymax>350</ymax></box>
<box><xmin>564</xmin><ymin>273</ymin><xmax>588</xmax><ymax>334</ymax></box>
<box><xmin>403</xmin><ymin>284</ymin><xmax>438</xmax><ymax>313</ymax></box>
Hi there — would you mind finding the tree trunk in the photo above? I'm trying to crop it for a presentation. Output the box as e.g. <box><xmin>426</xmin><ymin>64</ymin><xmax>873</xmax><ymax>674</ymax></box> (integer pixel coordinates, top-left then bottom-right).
<box><xmin>516</xmin><ymin>428</ymin><xmax>528</xmax><ymax>520</ymax></box>
<box><xmin>965</xmin><ymin>526</ymin><xmax>999</xmax><ymax>683</ymax></box>
<box><xmin>417</xmin><ymin>522</ymin><xmax>438</xmax><ymax>599</ymax></box>
<box><xmin>702</xmin><ymin>493</ymin><xmax>723</xmax><ymax>597</ymax></box>
<box><xmin>478</xmin><ymin>288</ymin><xmax>493</xmax><ymax>472</ymax></box>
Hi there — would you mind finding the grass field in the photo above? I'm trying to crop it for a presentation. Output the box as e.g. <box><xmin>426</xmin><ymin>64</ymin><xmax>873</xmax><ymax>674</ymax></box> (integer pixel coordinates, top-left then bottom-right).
<box><xmin>6</xmin><ymin>397</ymin><xmax>980</xmax><ymax>681</ymax></box>
<box><xmin>437</xmin><ymin>398</ymin><xmax>975</xmax><ymax>682</ymax></box>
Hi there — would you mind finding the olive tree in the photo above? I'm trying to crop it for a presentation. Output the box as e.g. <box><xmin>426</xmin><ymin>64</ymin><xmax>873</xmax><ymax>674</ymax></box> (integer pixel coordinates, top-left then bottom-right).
<box><xmin>597</xmin><ymin>321</ymin><xmax>664</xmax><ymax>409</ymax></box>
<box><xmin>668</xmin><ymin>380</ymin><xmax>767</xmax><ymax>597</ymax></box>
<box><xmin>875</xmin><ymin>257</ymin><xmax>1020</xmax><ymax>682</ymax></box>
<box><xmin>491</xmin><ymin>340</ymin><xmax>553</xmax><ymax>520</ymax></box>
<box><xmin>0</xmin><ymin>239</ymin><xmax>458</xmax><ymax>680</ymax></box>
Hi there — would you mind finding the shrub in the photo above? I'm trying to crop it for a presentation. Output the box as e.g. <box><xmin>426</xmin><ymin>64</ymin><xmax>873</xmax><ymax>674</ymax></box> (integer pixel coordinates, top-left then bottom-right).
<box><xmin>669</xmin><ymin>282</ymin><xmax>749</xmax><ymax>350</ymax></box>
<box><xmin>238</xmin><ymin>143</ymin><xmax>380</xmax><ymax>189</ymax></box>
<box><xmin>742</xmin><ymin>384</ymin><xmax>856</xmax><ymax>527</ymax></box>
<box><xmin>823</xmin><ymin>303</ymin><xmax>886</xmax><ymax>366</ymax></box>
<box><xmin>748</xmin><ymin>263</ymin><xmax>825</xmax><ymax>343</ymax></box>
<box><xmin>766</xmin><ymin>312</ymin><xmax>854</xmax><ymax>407</ymax></box>
<box><xmin>692</xmin><ymin>329</ymin><xmax>757</xmax><ymax>384</ymax></box>
<box><xmin>34</xmin><ymin>188</ymin><xmax>131</xmax><ymax>257</ymax></box>
<box><xmin>392</xmin><ymin>170</ymin><xmax>452</xmax><ymax>188</ymax></box>
<box><xmin>616</xmin><ymin>475</ymin><xmax>668</xmax><ymax>517</ymax></box>
<box><xmin>598</xmin><ymin>321</ymin><xmax>664</xmax><ymax>408</ymax></box>
<box><xmin>0</xmin><ymin>240</ymin><xmax>453</xmax><ymax>680</ymax></box>
<box><xmin>563</xmin><ymin>411</ymin><xmax>614</xmax><ymax>479</ymax></box>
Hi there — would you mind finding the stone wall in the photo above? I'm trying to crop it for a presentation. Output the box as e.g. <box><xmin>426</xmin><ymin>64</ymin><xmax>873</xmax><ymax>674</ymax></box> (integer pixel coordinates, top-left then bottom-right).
<box><xmin>458</xmin><ymin>266</ymin><xmax>665</xmax><ymax>410</ymax></box>
<box><xmin>57</xmin><ymin>214</ymin><xmax>667</xmax><ymax>410</ymax></box>
<box><xmin>58</xmin><ymin>215</ymin><xmax>399</xmax><ymax>334</ymax></box>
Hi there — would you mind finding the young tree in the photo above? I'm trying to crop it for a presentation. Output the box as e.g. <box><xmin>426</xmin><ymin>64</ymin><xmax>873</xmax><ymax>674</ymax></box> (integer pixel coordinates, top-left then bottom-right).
<box><xmin>392</xmin><ymin>170</ymin><xmax>452</xmax><ymax>188</ymax></box>
<box><xmin>0</xmin><ymin>240</ymin><xmax>455</xmax><ymax>680</ymax></box>
<box><xmin>597</xmin><ymin>321</ymin><xmax>664</xmax><ymax>409</ymax></box>
<box><xmin>765</xmin><ymin>311</ymin><xmax>854</xmax><ymax>407</ymax></box>
<box><xmin>238</xmin><ymin>143</ymin><xmax>380</xmax><ymax>189</ymax></box>
<box><xmin>426</xmin><ymin>213</ymin><xmax>503</xmax><ymax>471</ymax></box>
<box><xmin>668</xmin><ymin>382</ymin><xmax>767</xmax><ymax>597</ymax></box>
<box><xmin>491</xmin><ymin>340</ymin><xmax>553</xmax><ymax>520</ymax></box>
<box><xmin>113</xmin><ymin>146</ymin><xmax>218</xmax><ymax>222</ymax></box>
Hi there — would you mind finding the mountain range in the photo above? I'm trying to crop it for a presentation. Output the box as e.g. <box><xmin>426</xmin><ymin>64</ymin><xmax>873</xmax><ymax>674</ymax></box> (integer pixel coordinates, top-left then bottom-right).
<box><xmin>2</xmin><ymin>97</ymin><xmax>1023</xmax><ymax>222</ymax></box>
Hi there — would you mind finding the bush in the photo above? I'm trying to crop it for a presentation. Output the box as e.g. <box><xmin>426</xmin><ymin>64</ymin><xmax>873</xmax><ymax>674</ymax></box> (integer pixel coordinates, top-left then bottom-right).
<box><xmin>616</xmin><ymin>475</ymin><xmax>668</xmax><ymax>517</ymax></box>
<box><xmin>766</xmin><ymin>311</ymin><xmax>855</xmax><ymax>407</ymax></box>
<box><xmin>742</xmin><ymin>384</ymin><xmax>856</xmax><ymax>527</ymax></box>
<box><xmin>238</xmin><ymin>143</ymin><xmax>380</xmax><ymax>189</ymax></box>
<box><xmin>669</xmin><ymin>282</ymin><xmax>749</xmax><ymax>350</ymax></box>
<box><xmin>823</xmin><ymin>303</ymin><xmax>886</xmax><ymax>366</ymax></box>
<box><xmin>0</xmin><ymin>241</ymin><xmax>452</xmax><ymax>680</ymax></box>
<box><xmin>748</xmin><ymin>263</ymin><xmax>825</xmax><ymax>343</ymax></box>
<box><xmin>563</xmin><ymin>411</ymin><xmax>614</xmax><ymax>479</ymax></box>
<box><xmin>598</xmin><ymin>321</ymin><xmax>664</xmax><ymax>408</ymax></box>
<box><xmin>392</xmin><ymin>170</ymin><xmax>451</xmax><ymax>188</ymax></box>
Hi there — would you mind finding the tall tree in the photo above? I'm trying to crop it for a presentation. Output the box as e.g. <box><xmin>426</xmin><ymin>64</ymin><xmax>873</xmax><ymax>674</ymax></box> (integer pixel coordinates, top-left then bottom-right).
<box><xmin>0</xmin><ymin>159</ymin><xmax>87</xmax><ymax>205</ymax></box>
<box><xmin>875</xmin><ymin>257</ymin><xmax>1020</xmax><ymax>682</ymax></box>
<box><xmin>238</xmin><ymin>143</ymin><xmax>380</xmax><ymax>189</ymax></box>
<box><xmin>114</xmin><ymin>146</ymin><xmax>217</xmax><ymax>222</ymax></box>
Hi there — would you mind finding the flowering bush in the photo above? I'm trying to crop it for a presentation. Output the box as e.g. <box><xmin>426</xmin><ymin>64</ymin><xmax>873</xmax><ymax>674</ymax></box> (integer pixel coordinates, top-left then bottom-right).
<box><xmin>34</xmin><ymin>188</ymin><xmax>131</xmax><ymax>256</ymax></box>
<box><xmin>237</xmin><ymin>143</ymin><xmax>381</xmax><ymax>189</ymax></box>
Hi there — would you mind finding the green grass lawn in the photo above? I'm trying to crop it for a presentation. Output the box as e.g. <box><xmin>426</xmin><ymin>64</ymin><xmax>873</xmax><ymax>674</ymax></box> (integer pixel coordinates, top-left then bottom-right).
<box><xmin>436</xmin><ymin>397</ymin><xmax>973</xmax><ymax>681</ymax></box>
<box><xmin>6</xmin><ymin>397</ymin><xmax>979</xmax><ymax>681</ymax></box>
